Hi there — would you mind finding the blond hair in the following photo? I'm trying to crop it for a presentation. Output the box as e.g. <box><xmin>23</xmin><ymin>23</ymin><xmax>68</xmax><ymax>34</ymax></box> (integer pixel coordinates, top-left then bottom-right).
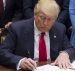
<box><xmin>34</xmin><ymin>0</ymin><xmax>60</xmax><ymax>17</ymax></box>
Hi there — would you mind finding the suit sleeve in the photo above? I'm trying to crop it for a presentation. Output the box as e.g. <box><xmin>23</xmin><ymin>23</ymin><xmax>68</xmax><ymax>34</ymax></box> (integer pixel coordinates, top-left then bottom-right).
<box><xmin>2</xmin><ymin>0</ymin><xmax>23</xmax><ymax>27</ymax></box>
<box><xmin>23</xmin><ymin>0</ymin><xmax>34</xmax><ymax>19</ymax></box>
<box><xmin>2</xmin><ymin>0</ymin><xmax>15</xmax><ymax>25</ymax></box>
<box><xmin>62</xmin><ymin>25</ymin><xmax>75</xmax><ymax>62</ymax></box>
<box><xmin>0</xmin><ymin>25</ymin><xmax>23</xmax><ymax>69</ymax></box>
<box><xmin>57</xmin><ymin>0</ymin><xmax>69</xmax><ymax>24</ymax></box>
<box><xmin>11</xmin><ymin>0</ymin><xmax>23</xmax><ymax>22</ymax></box>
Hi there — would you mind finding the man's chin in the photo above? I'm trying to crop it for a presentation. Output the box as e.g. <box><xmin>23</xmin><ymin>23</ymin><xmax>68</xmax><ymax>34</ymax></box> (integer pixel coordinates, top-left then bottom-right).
<box><xmin>39</xmin><ymin>29</ymin><xmax>49</xmax><ymax>32</ymax></box>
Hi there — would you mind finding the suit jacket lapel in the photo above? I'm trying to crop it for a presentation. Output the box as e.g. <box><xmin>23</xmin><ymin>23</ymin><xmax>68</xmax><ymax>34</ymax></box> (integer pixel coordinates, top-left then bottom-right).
<box><xmin>49</xmin><ymin>24</ymin><xmax>58</xmax><ymax>60</ymax></box>
<box><xmin>23</xmin><ymin>18</ymin><xmax>34</xmax><ymax>59</ymax></box>
<box><xmin>49</xmin><ymin>26</ymin><xmax>57</xmax><ymax>49</ymax></box>
<box><xmin>28</xmin><ymin>25</ymin><xmax>34</xmax><ymax>59</ymax></box>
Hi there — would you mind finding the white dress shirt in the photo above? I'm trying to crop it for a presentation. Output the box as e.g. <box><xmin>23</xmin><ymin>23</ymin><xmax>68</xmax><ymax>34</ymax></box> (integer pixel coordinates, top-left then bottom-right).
<box><xmin>34</xmin><ymin>21</ymin><xmax>50</xmax><ymax>61</ymax></box>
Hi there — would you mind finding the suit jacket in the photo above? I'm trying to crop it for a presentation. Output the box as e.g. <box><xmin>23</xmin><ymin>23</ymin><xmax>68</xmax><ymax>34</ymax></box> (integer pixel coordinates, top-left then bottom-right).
<box><xmin>23</xmin><ymin>0</ymin><xmax>38</xmax><ymax>19</ymax></box>
<box><xmin>55</xmin><ymin>0</ymin><xmax>71</xmax><ymax>28</ymax></box>
<box><xmin>0</xmin><ymin>18</ymin><xmax>75</xmax><ymax>69</ymax></box>
<box><xmin>1</xmin><ymin>0</ymin><xmax>23</xmax><ymax>28</ymax></box>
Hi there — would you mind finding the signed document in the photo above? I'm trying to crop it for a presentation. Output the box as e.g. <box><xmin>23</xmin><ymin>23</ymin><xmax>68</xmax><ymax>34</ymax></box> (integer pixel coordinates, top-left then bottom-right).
<box><xmin>34</xmin><ymin>61</ymin><xmax>75</xmax><ymax>71</ymax></box>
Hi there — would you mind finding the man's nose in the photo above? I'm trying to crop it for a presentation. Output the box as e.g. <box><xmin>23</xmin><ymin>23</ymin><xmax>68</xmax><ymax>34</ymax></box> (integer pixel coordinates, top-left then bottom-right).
<box><xmin>43</xmin><ymin>19</ymin><xmax>48</xmax><ymax>25</ymax></box>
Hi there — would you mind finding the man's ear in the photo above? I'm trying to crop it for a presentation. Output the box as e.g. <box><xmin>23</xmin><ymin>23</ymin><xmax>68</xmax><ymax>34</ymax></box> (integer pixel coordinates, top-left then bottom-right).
<box><xmin>34</xmin><ymin>14</ymin><xmax>37</xmax><ymax>20</ymax></box>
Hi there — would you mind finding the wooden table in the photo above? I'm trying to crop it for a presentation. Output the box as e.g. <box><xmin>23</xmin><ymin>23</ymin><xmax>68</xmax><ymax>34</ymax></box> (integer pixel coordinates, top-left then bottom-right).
<box><xmin>0</xmin><ymin>61</ymin><xmax>51</xmax><ymax>71</ymax></box>
<box><xmin>0</xmin><ymin>66</ymin><xmax>16</xmax><ymax>71</ymax></box>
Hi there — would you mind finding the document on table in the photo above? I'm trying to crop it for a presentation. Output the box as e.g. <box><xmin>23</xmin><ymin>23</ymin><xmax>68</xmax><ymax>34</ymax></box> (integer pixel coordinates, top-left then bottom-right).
<box><xmin>34</xmin><ymin>61</ymin><xmax>75</xmax><ymax>71</ymax></box>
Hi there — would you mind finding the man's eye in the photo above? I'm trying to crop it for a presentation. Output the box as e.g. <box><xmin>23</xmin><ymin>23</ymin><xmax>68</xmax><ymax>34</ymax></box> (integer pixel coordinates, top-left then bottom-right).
<box><xmin>40</xmin><ymin>16</ymin><xmax>46</xmax><ymax>20</ymax></box>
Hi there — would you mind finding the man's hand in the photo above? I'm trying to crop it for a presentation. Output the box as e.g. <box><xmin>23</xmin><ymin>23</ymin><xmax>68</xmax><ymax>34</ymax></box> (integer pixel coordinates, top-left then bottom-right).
<box><xmin>51</xmin><ymin>52</ymin><xmax>71</xmax><ymax>69</ymax></box>
<box><xmin>5</xmin><ymin>22</ymin><xmax>12</xmax><ymax>28</ymax></box>
<box><xmin>20</xmin><ymin>58</ymin><xmax>37</xmax><ymax>70</ymax></box>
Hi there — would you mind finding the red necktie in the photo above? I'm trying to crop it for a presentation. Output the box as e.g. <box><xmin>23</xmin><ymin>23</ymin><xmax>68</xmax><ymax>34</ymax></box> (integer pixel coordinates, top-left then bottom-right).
<box><xmin>0</xmin><ymin>0</ymin><xmax>3</xmax><ymax>17</ymax></box>
<box><xmin>39</xmin><ymin>33</ymin><xmax>47</xmax><ymax>62</ymax></box>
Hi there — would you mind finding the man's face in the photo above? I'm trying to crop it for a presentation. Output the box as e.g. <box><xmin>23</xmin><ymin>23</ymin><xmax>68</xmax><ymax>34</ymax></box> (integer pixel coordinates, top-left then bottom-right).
<box><xmin>35</xmin><ymin>12</ymin><xmax>57</xmax><ymax>32</ymax></box>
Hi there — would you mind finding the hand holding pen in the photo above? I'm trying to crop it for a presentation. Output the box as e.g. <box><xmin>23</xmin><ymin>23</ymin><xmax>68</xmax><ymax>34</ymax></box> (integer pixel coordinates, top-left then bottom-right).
<box><xmin>19</xmin><ymin>49</ymin><xmax>37</xmax><ymax>70</ymax></box>
<box><xmin>20</xmin><ymin>58</ymin><xmax>37</xmax><ymax>70</ymax></box>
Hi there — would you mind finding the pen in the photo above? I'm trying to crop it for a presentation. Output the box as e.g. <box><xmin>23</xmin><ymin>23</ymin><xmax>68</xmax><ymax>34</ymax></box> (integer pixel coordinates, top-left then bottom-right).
<box><xmin>27</xmin><ymin>49</ymin><xmax>31</xmax><ymax>58</ymax></box>
<box><xmin>33</xmin><ymin>68</ymin><xmax>37</xmax><ymax>71</ymax></box>
<box><xmin>35</xmin><ymin>68</ymin><xmax>37</xmax><ymax>71</ymax></box>
<box><xmin>27</xmin><ymin>49</ymin><xmax>37</xmax><ymax>70</ymax></box>
<box><xmin>69</xmin><ymin>68</ymin><xmax>75</xmax><ymax>70</ymax></box>
<box><xmin>28</xmin><ymin>50</ymin><xmax>30</xmax><ymax>57</ymax></box>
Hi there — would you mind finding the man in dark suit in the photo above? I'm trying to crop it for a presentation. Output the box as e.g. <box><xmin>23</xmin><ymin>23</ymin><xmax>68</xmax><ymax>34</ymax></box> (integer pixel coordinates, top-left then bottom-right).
<box><xmin>55</xmin><ymin>0</ymin><xmax>71</xmax><ymax>38</ymax></box>
<box><xmin>56</xmin><ymin>0</ymin><xmax>69</xmax><ymax>24</ymax></box>
<box><xmin>1</xmin><ymin>0</ymin><xmax>23</xmax><ymax>28</ymax></box>
<box><xmin>0</xmin><ymin>0</ymin><xmax>75</xmax><ymax>71</ymax></box>
<box><xmin>23</xmin><ymin>0</ymin><xmax>38</xmax><ymax>19</ymax></box>
<box><xmin>0</xmin><ymin>0</ymin><xmax>4</xmax><ymax>28</ymax></box>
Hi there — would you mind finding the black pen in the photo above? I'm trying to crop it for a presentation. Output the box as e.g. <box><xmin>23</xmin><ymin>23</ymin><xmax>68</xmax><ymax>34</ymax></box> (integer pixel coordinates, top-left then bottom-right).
<box><xmin>27</xmin><ymin>49</ymin><xmax>30</xmax><ymax>58</ymax></box>
<box><xmin>27</xmin><ymin>49</ymin><xmax>37</xmax><ymax>70</ymax></box>
<box><xmin>69</xmin><ymin>68</ymin><xmax>75</xmax><ymax>70</ymax></box>
<box><xmin>28</xmin><ymin>50</ymin><xmax>30</xmax><ymax>57</ymax></box>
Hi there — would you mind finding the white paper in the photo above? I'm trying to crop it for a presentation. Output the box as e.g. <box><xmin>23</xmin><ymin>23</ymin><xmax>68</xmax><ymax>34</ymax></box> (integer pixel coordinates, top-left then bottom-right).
<box><xmin>33</xmin><ymin>61</ymin><xmax>75</xmax><ymax>71</ymax></box>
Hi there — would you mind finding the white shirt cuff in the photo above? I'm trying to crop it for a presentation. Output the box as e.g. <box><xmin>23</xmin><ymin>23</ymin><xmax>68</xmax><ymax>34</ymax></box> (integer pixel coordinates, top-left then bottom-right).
<box><xmin>17</xmin><ymin>58</ymin><xmax>26</xmax><ymax>71</ymax></box>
